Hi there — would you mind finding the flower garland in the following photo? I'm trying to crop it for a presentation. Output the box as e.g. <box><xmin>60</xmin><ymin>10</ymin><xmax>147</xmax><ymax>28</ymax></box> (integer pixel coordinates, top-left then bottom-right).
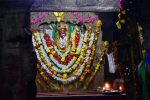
<box><xmin>33</xmin><ymin>30</ymin><xmax>92</xmax><ymax>75</ymax></box>
<box><xmin>36</xmin><ymin>31</ymin><xmax>86</xmax><ymax>73</ymax></box>
<box><xmin>31</xmin><ymin>12</ymin><xmax>46</xmax><ymax>25</ymax></box>
<box><xmin>112</xmin><ymin>42</ymin><xmax>124</xmax><ymax>79</ymax></box>
<box><xmin>116</xmin><ymin>0</ymin><xmax>126</xmax><ymax>30</ymax></box>
<box><xmin>45</xmin><ymin>26</ymin><xmax>82</xmax><ymax>59</ymax></box>
<box><xmin>37</xmin><ymin>64</ymin><xmax>61</xmax><ymax>91</ymax></box>
<box><xmin>32</xmin><ymin>20</ymin><xmax>105</xmax><ymax>84</ymax></box>
<box><xmin>40</xmin><ymin>31</ymin><xmax>84</xmax><ymax>71</ymax></box>
<box><xmin>72</xmin><ymin>12</ymin><xmax>97</xmax><ymax>23</ymax></box>
<box><xmin>86</xmin><ymin>41</ymin><xmax>109</xmax><ymax>87</ymax></box>
<box><xmin>79</xmin><ymin>32</ymin><xmax>98</xmax><ymax>82</ymax></box>
<box><xmin>31</xmin><ymin>12</ymin><xmax>97</xmax><ymax>25</ymax></box>
<box><xmin>42</xmin><ymin>25</ymin><xmax>84</xmax><ymax>69</ymax></box>
<box><xmin>32</xmin><ymin>25</ymin><xmax>96</xmax><ymax>83</ymax></box>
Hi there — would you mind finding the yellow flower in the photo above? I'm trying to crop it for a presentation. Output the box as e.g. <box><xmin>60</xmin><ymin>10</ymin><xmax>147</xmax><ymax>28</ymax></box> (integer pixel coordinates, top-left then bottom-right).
<box><xmin>75</xmin><ymin>51</ymin><xmax>80</xmax><ymax>54</ymax></box>
<box><xmin>97</xmin><ymin>20</ymin><xmax>102</xmax><ymax>28</ymax></box>
<box><xmin>34</xmin><ymin>33</ymin><xmax>37</xmax><ymax>36</ymax></box>
<box><xmin>55</xmin><ymin>87</ymin><xmax>61</xmax><ymax>90</ymax></box>
<box><xmin>120</xmin><ymin>19</ymin><xmax>125</xmax><ymax>24</ymax></box>
<box><xmin>95</xmin><ymin>36</ymin><xmax>98</xmax><ymax>40</ymax></box>
<box><xmin>72</xmin><ymin>47</ymin><xmax>75</xmax><ymax>51</ymax></box>
<box><xmin>81</xmin><ymin>49</ymin><xmax>84</xmax><ymax>52</ymax></box>
<box><xmin>54</xmin><ymin>12</ymin><xmax>64</xmax><ymax>22</ymax></box>
<box><xmin>40</xmin><ymin>72</ymin><xmax>44</xmax><ymax>75</ymax></box>
<box><xmin>80</xmin><ymin>76</ymin><xmax>84</xmax><ymax>81</ymax></box>
<box><xmin>76</xmin><ymin>61</ymin><xmax>79</xmax><ymax>64</ymax></box>
<box><xmin>73</xmin><ymin>57</ymin><xmax>77</xmax><ymax>60</ymax></box>
<box><xmin>118</xmin><ymin>13</ymin><xmax>121</xmax><ymax>19</ymax></box>
<box><xmin>87</xmin><ymin>65</ymin><xmax>90</xmax><ymax>68</ymax></box>
<box><xmin>77</xmin><ymin>58</ymin><xmax>81</xmax><ymax>62</ymax></box>
<box><xmin>57</xmin><ymin>73</ymin><xmax>61</xmax><ymax>77</ymax></box>
<box><xmin>104</xmin><ymin>41</ymin><xmax>109</xmax><ymax>47</ymax></box>
<box><xmin>96</xmin><ymin>63</ymin><xmax>100</xmax><ymax>67</ymax></box>
<box><xmin>121</xmin><ymin>10</ymin><xmax>126</xmax><ymax>14</ymax></box>
<box><xmin>100</xmin><ymin>57</ymin><xmax>103</xmax><ymax>62</ymax></box>
<box><xmin>61</xmin><ymin>57</ymin><xmax>65</xmax><ymax>62</ymax></box>
<box><xmin>80</xmin><ymin>59</ymin><xmax>84</xmax><ymax>62</ymax></box>
<box><xmin>88</xmin><ymin>26</ymin><xmax>92</xmax><ymax>34</ymax></box>
<box><xmin>46</xmin><ymin>49</ymin><xmax>50</xmax><ymax>52</ymax></box>
<box><xmin>50</xmin><ymin>54</ymin><xmax>53</xmax><ymax>58</ymax></box>
<box><xmin>61</xmin><ymin>68</ymin><xmax>65</xmax><ymax>73</ymax></box>
<box><xmin>72</xmin><ymin>66</ymin><xmax>75</xmax><ymax>70</ymax></box>
<box><xmin>63</xmin><ymin>73</ymin><xmax>68</xmax><ymax>79</ymax></box>
<box><xmin>49</xmin><ymin>46</ymin><xmax>53</xmax><ymax>49</ymax></box>
<box><xmin>57</xmin><ymin>17</ymin><xmax>62</xmax><ymax>22</ymax></box>
<box><xmin>116</xmin><ymin>21</ymin><xmax>121</xmax><ymax>29</ymax></box>
<box><xmin>81</xmin><ymin>52</ymin><xmax>84</xmax><ymax>55</ymax></box>
<box><xmin>52</xmin><ymin>51</ymin><xmax>56</xmax><ymax>54</ymax></box>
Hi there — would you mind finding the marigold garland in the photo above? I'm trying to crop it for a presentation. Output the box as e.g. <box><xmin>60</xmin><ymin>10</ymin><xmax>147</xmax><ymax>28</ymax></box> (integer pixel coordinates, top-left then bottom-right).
<box><xmin>32</xmin><ymin>19</ymin><xmax>106</xmax><ymax>86</ymax></box>
<box><xmin>116</xmin><ymin>0</ymin><xmax>126</xmax><ymax>30</ymax></box>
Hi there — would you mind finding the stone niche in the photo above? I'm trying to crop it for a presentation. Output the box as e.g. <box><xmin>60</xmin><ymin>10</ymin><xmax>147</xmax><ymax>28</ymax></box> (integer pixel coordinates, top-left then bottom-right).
<box><xmin>31</xmin><ymin>12</ymin><xmax>104</xmax><ymax>92</ymax></box>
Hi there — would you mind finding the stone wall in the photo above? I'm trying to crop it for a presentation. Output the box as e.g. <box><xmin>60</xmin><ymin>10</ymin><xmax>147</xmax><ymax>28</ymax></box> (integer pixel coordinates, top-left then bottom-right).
<box><xmin>0</xmin><ymin>11</ymin><xmax>37</xmax><ymax>100</ymax></box>
<box><xmin>31</xmin><ymin>0</ymin><xmax>119</xmax><ymax>12</ymax></box>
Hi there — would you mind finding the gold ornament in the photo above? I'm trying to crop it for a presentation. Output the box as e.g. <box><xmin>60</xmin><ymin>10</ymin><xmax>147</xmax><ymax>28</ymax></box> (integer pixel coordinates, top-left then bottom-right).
<box><xmin>54</xmin><ymin>12</ymin><xmax>64</xmax><ymax>22</ymax></box>
<box><xmin>97</xmin><ymin>20</ymin><xmax>102</xmax><ymax>27</ymax></box>
<box><xmin>104</xmin><ymin>41</ymin><xmax>109</xmax><ymax>47</ymax></box>
<box><xmin>96</xmin><ymin>20</ymin><xmax>102</xmax><ymax>32</ymax></box>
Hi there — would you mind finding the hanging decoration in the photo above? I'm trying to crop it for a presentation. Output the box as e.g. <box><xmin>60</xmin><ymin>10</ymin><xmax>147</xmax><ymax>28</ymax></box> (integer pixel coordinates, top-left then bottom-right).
<box><xmin>107</xmin><ymin>52</ymin><xmax>117</xmax><ymax>74</ymax></box>
<box><xmin>54</xmin><ymin>12</ymin><xmax>64</xmax><ymax>22</ymax></box>
<box><xmin>72</xmin><ymin>12</ymin><xmax>98</xmax><ymax>23</ymax></box>
<box><xmin>112</xmin><ymin>42</ymin><xmax>124</xmax><ymax>79</ymax></box>
<box><xmin>31</xmin><ymin>12</ymin><xmax>46</xmax><ymax>25</ymax></box>
<box><xmin>87</xmin><ymin>41</ymin><xmax>108</xmax><ymax>87</ymax></box>
<box><xmin>116</xmin><ymin>0</ymin><xmax>126</xmax><ymax>29</ymax></box>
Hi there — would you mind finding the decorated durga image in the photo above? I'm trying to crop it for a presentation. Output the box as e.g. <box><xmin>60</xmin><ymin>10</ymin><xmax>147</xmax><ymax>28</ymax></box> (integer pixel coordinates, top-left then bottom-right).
<box><xmin>53</xmin><ymin>21</ymin><xmax>87</xmax><ymax>53</ymax></box>
<box><xmin>32</xmin><ymin>12</ymin><xmax>108</xmax><ymax>86</ymax></box>
<box><xmin>57</xmin><ymin>23</ymin><xmax>68</xmax><ymax>49</ymax></box>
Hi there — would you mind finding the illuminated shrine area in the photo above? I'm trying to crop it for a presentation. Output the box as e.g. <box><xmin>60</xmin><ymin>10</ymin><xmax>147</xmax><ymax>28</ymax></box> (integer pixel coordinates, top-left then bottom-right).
<box><xmin>1</xmin><ymin>0</ymin><xmax>148</xmax><ymax>100</ymax></box>
<box><xmin>31</xmin><ymin>12</ymin><xmax>105</xmax><ymax>92</ymax></box>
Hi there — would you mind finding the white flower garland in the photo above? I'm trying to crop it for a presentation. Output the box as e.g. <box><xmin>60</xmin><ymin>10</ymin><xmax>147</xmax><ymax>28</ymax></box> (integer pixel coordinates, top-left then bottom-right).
<box><xmin>33</xmin><ymin>34</ymin><xmax>85</xmax><ymax>82</ymax></box>
<box><xmin>45</xmin><ymin>27</ymin><xmax>72</xmax><ymax>58</ymax></box>
<box><xmin>32</xmin><ymin>26</ymin><xmax>96</xmax><ymax>83</ymax></box>
<box><xmin>40</xmin><ymin>31</ymin><xmax>84</xmax><ymax>70</ymax></box>
<box><xmin>38</xmin><ymin>31</ymin><xmax>85</xmax><ymax>72</ymax></box>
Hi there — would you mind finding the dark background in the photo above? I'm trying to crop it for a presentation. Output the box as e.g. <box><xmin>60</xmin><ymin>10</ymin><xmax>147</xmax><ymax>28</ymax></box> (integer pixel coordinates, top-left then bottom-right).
<box><xmin>0</xmin><ymin>0</ymin><xmax>150</xmax><ymax>100</ymax></box>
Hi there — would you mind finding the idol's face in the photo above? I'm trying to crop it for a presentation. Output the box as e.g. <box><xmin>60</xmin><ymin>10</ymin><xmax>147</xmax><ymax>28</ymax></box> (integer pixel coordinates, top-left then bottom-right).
<box><xmin>60</xmin><ymin>29</ymin><xmax>66</xmax><ymax>38</ymax></box>
<box><xmin>58</xmin><ymin>28</ymin><xmax>67</xmax><ymax>49</ymax></box>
